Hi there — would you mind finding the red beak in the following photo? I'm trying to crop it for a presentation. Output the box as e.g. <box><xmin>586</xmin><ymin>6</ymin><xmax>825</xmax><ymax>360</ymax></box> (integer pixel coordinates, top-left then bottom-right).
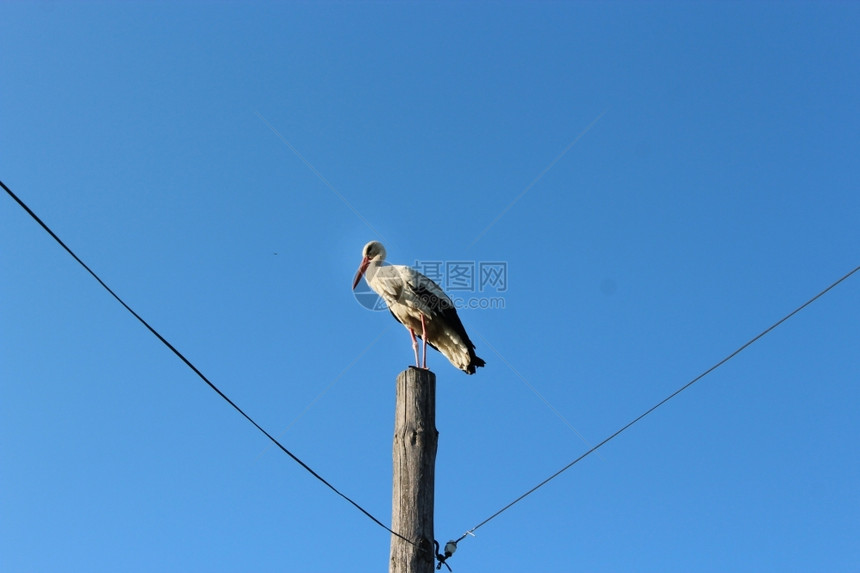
<box><xmin>352</xmin><ymin>256</ymin><xmax>370</xmax><ymax>290</ymax></box>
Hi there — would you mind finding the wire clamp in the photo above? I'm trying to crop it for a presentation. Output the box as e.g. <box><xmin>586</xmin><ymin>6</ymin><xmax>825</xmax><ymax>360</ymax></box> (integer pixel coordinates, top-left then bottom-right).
<box><xmin>435</xmin><ymin>539</ymin><xmax>457</xmax><ymax>571</ymax></box>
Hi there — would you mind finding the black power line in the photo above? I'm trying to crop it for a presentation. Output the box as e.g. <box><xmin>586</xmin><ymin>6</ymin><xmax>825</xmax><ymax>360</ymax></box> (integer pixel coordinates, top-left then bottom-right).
<box><xmin>450</xmin><ymin>262</ymin><xmax>860</xmax><ymax>548</ymax></box>
<box><xmin>1</xmin><ymin>179</ymin><xmax>417</xmax><ymax>549</ymax></box>
<box><xmin>8</xmin><ymin>178</ymin><xmax>857</xmax><ymax>569</ymax></box>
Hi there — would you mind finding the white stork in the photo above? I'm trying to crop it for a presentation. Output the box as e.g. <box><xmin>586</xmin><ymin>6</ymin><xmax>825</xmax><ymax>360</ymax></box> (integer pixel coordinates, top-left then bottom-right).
<box><xmin>352</xmin><ymin>241</ymin><xmax>486</xmax><ymax>374</ymax></box>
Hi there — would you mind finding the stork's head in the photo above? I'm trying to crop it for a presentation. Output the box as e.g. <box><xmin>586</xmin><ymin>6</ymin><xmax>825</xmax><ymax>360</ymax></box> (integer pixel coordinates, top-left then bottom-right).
<box><xmin>352</xmin><ymin>241</ymin><xmax>387</xmax><ymax>289</ymax></box>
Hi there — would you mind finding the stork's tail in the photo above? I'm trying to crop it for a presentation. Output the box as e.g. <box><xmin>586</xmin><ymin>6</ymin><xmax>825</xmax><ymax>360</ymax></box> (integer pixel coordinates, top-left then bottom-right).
<box><xmin>465</xmin><ymin>351</ymin><xmax>486</xmax><ymax>375</ymax></box>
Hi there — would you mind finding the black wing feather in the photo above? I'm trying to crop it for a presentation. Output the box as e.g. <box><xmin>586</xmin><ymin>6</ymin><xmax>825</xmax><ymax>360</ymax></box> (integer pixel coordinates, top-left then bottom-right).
<box><xmin>407</xmin><ymin>277</ymin><xmax>485</xmax><ymax>371</ymax></box>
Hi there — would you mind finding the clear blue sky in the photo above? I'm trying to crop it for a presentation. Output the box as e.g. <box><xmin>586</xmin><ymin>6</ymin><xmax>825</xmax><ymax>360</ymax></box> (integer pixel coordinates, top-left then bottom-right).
<box><xmin>2</xmin><ymin>2</ymin><xmax>859</xmax><ymax>572</ymax></box>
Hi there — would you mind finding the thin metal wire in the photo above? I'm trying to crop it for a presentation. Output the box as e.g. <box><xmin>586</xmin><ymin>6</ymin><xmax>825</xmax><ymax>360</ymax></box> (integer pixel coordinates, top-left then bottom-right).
<box><xmin>477</xmin><ymin>332</ymin><xmax>600</xmax><ymax>453</ymax></box>
<box><xmin>8</xmin><ymin>178</ymin><xmax>856</xmax><ymax>563</ymax></box>
<box><xmin>256</xmin><ymin>325</ymin><xmax>392</xmax><ymax>460</ymax></box>
<box><xmin>253</xmin><ymin>110</ymin><xmax>386</xmax><ymax>240</ymax></box>
<box><xmin>455</xmin><ymin>263</ymin><xmax>860</xmax><ymax>543</ymax></box>
<box><xmin>468</xmin><ymin>108</ymin><xmax>608</xmax><ymax>247</ymax></box>
<box><xmin>1</xmin><ymin>179</ymin><xmax>417</xmax><ymax>549</ymax></box>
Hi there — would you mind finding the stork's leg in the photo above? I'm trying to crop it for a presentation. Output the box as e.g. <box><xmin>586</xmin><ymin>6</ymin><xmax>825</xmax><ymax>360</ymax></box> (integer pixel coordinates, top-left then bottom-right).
<box><xmin>409</xmin><ymin>329</ymin><xmax>420</xmax><ymax>367</ymax></box>
<box><xmin>420</xmin><ymin>314</ymin><xmax>428</xmax><ymax>369</ymax></box>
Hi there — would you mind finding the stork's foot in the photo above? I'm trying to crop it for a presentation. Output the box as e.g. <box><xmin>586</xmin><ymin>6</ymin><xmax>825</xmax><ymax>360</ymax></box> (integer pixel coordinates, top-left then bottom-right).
<box><xmin>407</xmin><ymin>365</ymin><xmax>432</xmax><ymax>374</ymax></box>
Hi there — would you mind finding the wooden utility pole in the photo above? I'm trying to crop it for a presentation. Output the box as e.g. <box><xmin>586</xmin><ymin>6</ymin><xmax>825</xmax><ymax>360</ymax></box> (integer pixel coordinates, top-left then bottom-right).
<box><xmin>390</xmin><ymin>367</ymin><xmax>438</xmax><ymax>573</ymax></box>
